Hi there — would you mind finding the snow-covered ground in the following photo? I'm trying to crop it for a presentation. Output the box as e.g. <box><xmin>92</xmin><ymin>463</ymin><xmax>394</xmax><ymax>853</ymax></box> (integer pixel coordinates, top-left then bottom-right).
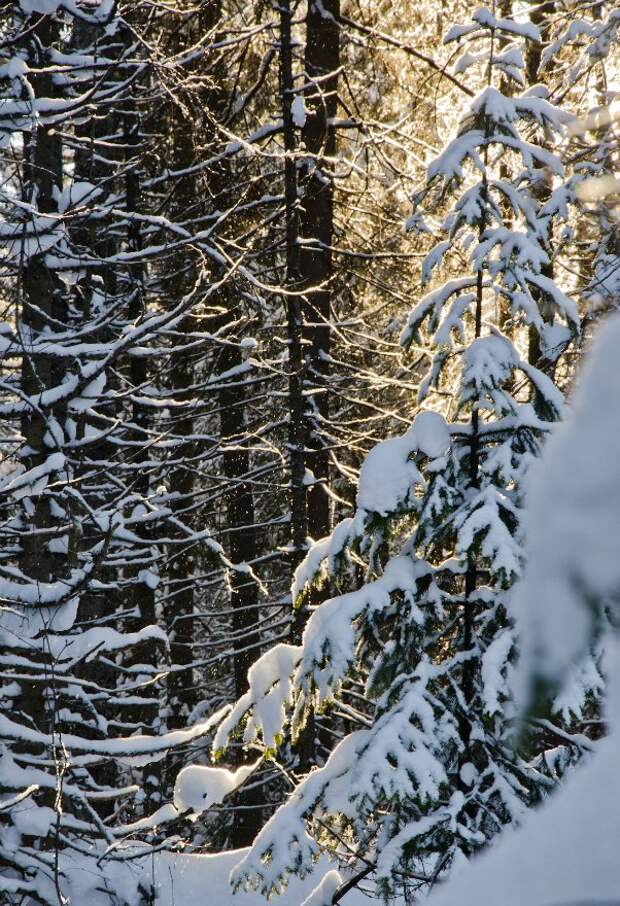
<box><xmin>38</xmin><ymin>846</ymin><xmax>374</xmax><ymax>906</ymax></box>
<box><xmin>151</xmin><ymin>850</ymin><xmax>370</xmax><ymax>906</ymax></box>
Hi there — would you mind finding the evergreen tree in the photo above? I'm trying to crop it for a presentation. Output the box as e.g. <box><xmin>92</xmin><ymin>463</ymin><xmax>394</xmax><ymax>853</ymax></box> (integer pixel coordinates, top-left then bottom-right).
<box><xmin>0</xmin><ymin>3</ymin><xmax>237</xmax><ymax>899</ymax></box>
<box><xmin>210</xmin><ymin>7</ymin><xmax>600</xmax><ymax>902</ymax></box>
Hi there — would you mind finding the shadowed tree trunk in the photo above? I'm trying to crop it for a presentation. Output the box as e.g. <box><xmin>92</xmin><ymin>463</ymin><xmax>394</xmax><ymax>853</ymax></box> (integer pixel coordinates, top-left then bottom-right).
<box><xmin>219</xmin><ymin>316</ymin><xmax>263</xmax><ymax>845</ymax></box>
<box><xmin>299</xmin><ymin>0</ymin><xmax>340</xmax><ymax>544</ymax></box>
<box><xmin>280</xmin><ymin>0</ymin><xmax>307</xmax><ymax>595</ymax></box>
<box><xmin>279</xmin><ymin>0</ymin><xmax>321</xmax><ymax>774</ymax></box>
<box><xmin>120</xmin><ymin>74</ymin><xmax>165</xmax><ymax>813</ymax></box>
<box><xmin>69</xmin><ymin>16</ymin><xmax>122</xmax><ymax>812</ymax></box>
<box><xmin>296</xmin><ymin>0</ymin><xmax>341</xmax><ymax>770</ymax></box>
<box><xmin>163</xmin><ymin>30</ymin><xmax>203</xmax><ymax>733</ymax></box>
<box><xmin>16</xmin><ymin>10</ymin><xmax>65</xmax><ymax>741</ymax></box>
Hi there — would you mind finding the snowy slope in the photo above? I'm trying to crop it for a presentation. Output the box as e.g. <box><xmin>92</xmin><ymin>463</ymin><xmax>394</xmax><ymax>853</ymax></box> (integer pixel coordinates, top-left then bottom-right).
<box><xmin>425</xmin><ymin>731</ymin><xmax>620</xmax><ymax>906</ymax></box>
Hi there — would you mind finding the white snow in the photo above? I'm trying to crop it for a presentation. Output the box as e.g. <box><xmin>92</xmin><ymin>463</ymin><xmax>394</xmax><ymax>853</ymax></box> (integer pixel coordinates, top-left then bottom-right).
<box><xmin>292</xmin><ymin>533</ymin><xmax>331</xmax><ymax>603</ymax></box>
<box><xmin>421</xmin><ymin>240</ymin><xmax>451</xmax><ymax>284</ymax></box>
<box><xmin>301</xmin><ymin>869</ymin><xmax>343</xmax><ymax>906</ymax></box>
<box><xmin>291</xmin><ymin>95</ymin><xmax>308</xmax><ymax>128</ymax></box>
<box><xmin>453</xmin><ymin>51</ymin><xmax>479</xmax><ymax>75</ymax></box>
<box><xmin>356</xmin><ymin>430</ymin><xmax>421</xmax><ymax>516</ymax></box>
<box><xmin>472</xmin><ymin>86</ymin><xmax>518</xmax><ymax>124</ymax></box>
<box><xmin>356</xmin><ymin>412</ymin><xmax>448</xmax><ymax>517</ymax></box>
<box><xmin>444</xmin><ymin>23</ymin><xmax>478</xmax><ymax>44</ymax></box>
<box><xmin>433</xmin><ymin>293</ymin><xmax>475</xmax><ymax>348</ymax></box>
<box><xmin>471</xmin><ymin>7</ymin><xmax>541</xmax><ymax>42</ymax></box>
<box><xmin>514</xmin><ymin>313</ymin><xmax>620</xmax><ymax>687</ymax></box>
<box><xmin>152</xmin><ymin>851</ymin><xmax>369</xmax><ymax>905</ymax></box>
<box><xmin>291</xmin><ymin>516</ymin><xmax>355</xmax><ymax>604</ymax></box>
<box><xmin>0</xmin><ymin>451</ymin><xmax>65</xmax><ymax>500</ymax></box>
<box><xmin>575</xmin><ymin>173</ymin><xmax>620</xmax><ymax>202</ymax></box>
<box><xmin>480</xmin><ymin>628</ymin><xmax>514</xmax><ymax>715</ymax></box>
<box><xmin>67</xmin><ymin>371</ymin><xmax>106</xmax><ymax>412</ymax></box>
<box><xmin>298</xmin><ymin>556</ymin><xmax>431</xmax><ymax>705</ymax></box>
<box><xmin>11</xmin><ymin>797</ymin><xmax>55</xmax><ymax>837</ymax></box>
<box><xmin>19</xmin><ymin>0</ymin><xmax>64</xmax><ymax>13</ymax></box>
<box><xmin>0</xmin><ymin>703</ymin><xmax>229</xmax><ymax>758</ymax></box>
<box><xmin>427</xmin><ymin>129</ymin><xmax>486</xmax><ymax>181</ymax></box>
<box><xmin>173</xmin><ymin>761</ymin><xmax>259</xmax><ymax>816</ymax></box>
<box><xmin>213</xmin><ymin>644</ymin><xmax>301</xmax><ymax>753</ymax></box>
<box><xmin>58</xmin><ymin>180</ymin><xmax>97</xmax><ymax>212</ymax></box>
<box><xmin>426</xmin><ymin>725</ymin><xmax>620</xmax><ymax>906</ymax></box>
<box><xmin>3</xmin><ymin>57</ymin><xmax>28</xmax><ymax>79</ymax></box>
<box><xmin>400</xmin><ymin>277</ymin><xmax>478</xmax><ymax>348</ymax></box>
<box><xmin>408</xmin><ymin>410</ymin><xmax>450</xmax><ymax>459</ymax></box>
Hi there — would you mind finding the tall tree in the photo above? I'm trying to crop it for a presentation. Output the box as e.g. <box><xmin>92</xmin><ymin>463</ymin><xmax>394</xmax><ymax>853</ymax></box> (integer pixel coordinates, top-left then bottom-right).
<box><xmin>0</xmin><ymin>3</ymin><xmax>236</xmax><ymax>899</ymax></box>
<box><xmin>298</xmin><ymin>0</ymin><xmax>340</xmax><ymax>544</ymax></box>
<box><xmin>209</xmin><ymin>6</ymin><xmax>600</xmax><ymax>902</ymax></box>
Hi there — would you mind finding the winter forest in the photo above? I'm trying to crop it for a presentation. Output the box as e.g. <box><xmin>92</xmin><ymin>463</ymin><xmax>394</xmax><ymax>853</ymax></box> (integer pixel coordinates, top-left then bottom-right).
<box><xmin>0</xmin><ymin>0</ymin><xmax>619</xmax><ymax>903</ymax></box>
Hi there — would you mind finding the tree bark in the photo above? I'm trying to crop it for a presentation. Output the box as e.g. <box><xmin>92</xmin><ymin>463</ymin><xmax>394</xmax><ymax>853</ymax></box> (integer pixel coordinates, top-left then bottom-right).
<box><xmin>16</xmin><ymin>11</ymin><xmax>65</xmax><ymax>739</ymax></box>
<box><xmin>280</xmin><ymin>0</ymin><xmax>307</xmax><ymax>596</ymax></box>
<box><xmin>219</xmin><ymin>323</ymin><xmax>264</xmax><ymax>846</ymax></box>
<box><xmin>525</xmin><ymin>1</ymin><xmax>556</xmax><ymax>369</ymax></box>
<box><xmin>299</xmin><ymin>0</ymin><xmax>340</xmax><ymax>543</ymax></box>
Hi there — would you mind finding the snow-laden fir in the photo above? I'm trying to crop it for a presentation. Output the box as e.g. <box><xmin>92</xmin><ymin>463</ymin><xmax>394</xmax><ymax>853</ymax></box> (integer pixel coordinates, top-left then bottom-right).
<box><xmin>206</xmin><ymin>11</ymin><xmax>604</xmax><ymax>902</ymax></box>
<box><xmin>426</xmin><ymin>312</ymin><xmax>620</xmax><ymax>906</ymax></box>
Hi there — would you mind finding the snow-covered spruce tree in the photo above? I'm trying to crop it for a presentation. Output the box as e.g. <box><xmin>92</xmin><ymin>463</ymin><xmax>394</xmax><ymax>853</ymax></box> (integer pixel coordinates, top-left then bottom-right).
<box><xmin>409</xmin><ymin>313</ymin><xmax>620</xmax><ymax>906</ymax></box>
<box><xmin>0</xmin><ymin>4</ymin><xmax>237</xmax><ymax>901</ymax></box>
<box><xmin>208</xmin><ymin>7</ymin><xmax>601</xmax><ymax>902</ymax></box>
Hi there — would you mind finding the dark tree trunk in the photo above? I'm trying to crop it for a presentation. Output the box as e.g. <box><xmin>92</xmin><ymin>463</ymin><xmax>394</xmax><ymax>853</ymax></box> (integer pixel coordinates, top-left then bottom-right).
<box><xmin>219</xmin><ymin>323</ymin><xmax>264</xmax><ymax>846</ymax></box>
<box><xmin>68</xmin><ymin>17</ymin><xmax>121</xmax><ymax>812</ymax></box>
<box><xmin>120</xmin><ymin>88</ymin><xmax>163</xmax><ymax>815</ymax></box>
<box><xmin>299</xmin><ymin>0</ymin><xmax>340</xmax><ymax>544</ymax></box>
<box><xmin>279</xmin><ymin>0</ymin><xmax>307</xmax><ymax>596</ymax></box>
<box><xmin>164</xmin><ymin>79</ymin><xmax>201</xmax><ymax>734</ymax></box>
<box><xmin>124</xmin><ymin>100</ymin><xmax>158</xmax><ymax>682</ymax></box>
<box><xmin>70</xmin><ymin>16</ymin><xmax>119</xmax><ymax>633</ymax></box>
<box><xmin>16</xmin><ymin>12</ymin><xmax>65</xmax><ymax>737</ymax></box>
<box><xmin>279</xmin><ymin>0</ymin><xmax>321</xmax><ymax>774</ymax></box>
<box><xmin>19</xmin><ymin>13</ymin><xmax>64</xmax><ymax>591</ymax></box>
<box><xmin>293</xmin><ymin>0</ymin><xmax>342</xmax><ymax>771</ymax></box>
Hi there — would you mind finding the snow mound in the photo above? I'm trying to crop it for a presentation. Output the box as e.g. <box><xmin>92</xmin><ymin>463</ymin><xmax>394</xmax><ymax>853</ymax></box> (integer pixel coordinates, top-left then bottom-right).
<box><xmin>409</xmin><ymin>410</ymin><xmax>450</xmax><ymax>459</ymax></box>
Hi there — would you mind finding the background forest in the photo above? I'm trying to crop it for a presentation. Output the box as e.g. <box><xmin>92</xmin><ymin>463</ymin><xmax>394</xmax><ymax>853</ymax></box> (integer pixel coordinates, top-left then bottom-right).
<box><xmin>0</xmin><ymin>0</ymin><xmax>618</xmax><ymax>904</ymax></box>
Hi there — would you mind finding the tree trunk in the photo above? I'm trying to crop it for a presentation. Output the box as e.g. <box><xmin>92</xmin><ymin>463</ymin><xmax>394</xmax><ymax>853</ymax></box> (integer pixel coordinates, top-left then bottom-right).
<box><xmin>164</xmin><ymin>74</ymin><xmax>201</xmax><ymax>735</ymax></box>
<box><xmin>219</xmin><ymin>322</ymin><xmax>264</xmax><ymax>846</ymax></box>
<box><xmin>16</xmin><ymin>11</ymin><xmax>65</xmax><ymax>738</ymax></box>
<box><xmin>121</xmin><ymin>83</ymin><xmax>163</xmax><ymax>812</ymax></box>
<box><xmin>299</xmin><ymin>0</ymin><xmax>340</xmax><ymax>544</ymax></box>
<box><xmin>525</xmin><ymin>1</ymin><xmax>556</xmax><ymax>369</ymax></box>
